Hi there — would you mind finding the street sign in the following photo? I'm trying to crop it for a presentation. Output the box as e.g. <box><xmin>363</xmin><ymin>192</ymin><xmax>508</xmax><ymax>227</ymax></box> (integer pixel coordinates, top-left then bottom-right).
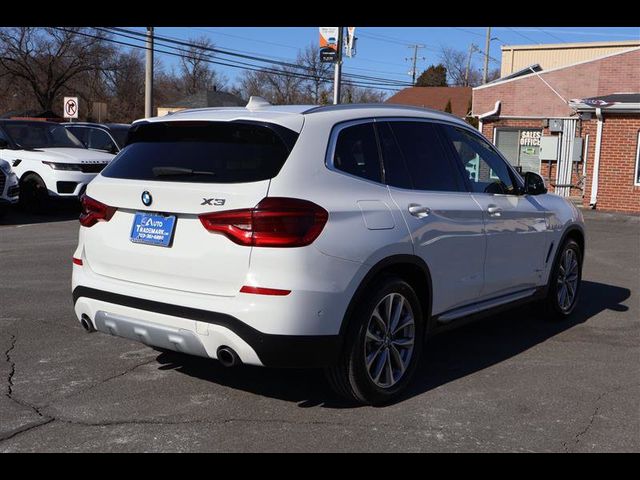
<box><xmin>64</xmin><ymin>97</ymin><xmax>79</xmax><ymax>119</ymax></box>
<box><xmin>319</xmin><ymin>27</ymin><xmax>339</xmax><ymax>63</ymax></box>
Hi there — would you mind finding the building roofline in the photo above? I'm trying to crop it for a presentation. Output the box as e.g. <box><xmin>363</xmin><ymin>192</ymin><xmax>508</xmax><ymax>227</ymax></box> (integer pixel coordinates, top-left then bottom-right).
<box><xmin>474</xmin><ymin>46</ymin><xmax>640</xmax><ymax>91</ymax></box>
<box><xmin>500</xmin><ymin>39</ymin><xmax>640</xmax><ymax>51</ymax></box>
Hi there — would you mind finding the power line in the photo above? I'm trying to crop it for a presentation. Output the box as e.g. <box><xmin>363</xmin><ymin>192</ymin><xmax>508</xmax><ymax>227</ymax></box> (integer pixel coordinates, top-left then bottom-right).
<box><xmin>52</xmin><ymin>27</ymin><xmax>407</xmax><ymax>93</ymax></box>
<box><xmin>534</xmin><ymin>27</ymin><xmax>566</xmax><ymax>43</ymax></box>
<box><xmin>106</xmin><ymin>27</ymin><xmax>412</xmax><ymax>88</ymax></box>
<box><xmin>137</xmin><ymin>27</ymin><xmax>411</xmax><ymax>79</ymax></box>
<box><xmin>506</xmin><ymin>27</ymin><xmax>542</xmax><ymax>44</ymax></box>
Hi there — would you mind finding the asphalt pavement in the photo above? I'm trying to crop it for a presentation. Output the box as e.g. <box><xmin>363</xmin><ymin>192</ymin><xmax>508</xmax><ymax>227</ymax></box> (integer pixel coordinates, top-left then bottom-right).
<box><xmin>0</xmin><ymin>203</ymin><xmax>638</xmax><ymax>452</ymax></box>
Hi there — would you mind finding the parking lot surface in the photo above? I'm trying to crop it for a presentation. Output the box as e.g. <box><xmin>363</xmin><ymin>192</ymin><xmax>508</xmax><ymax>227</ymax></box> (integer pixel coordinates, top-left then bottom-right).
<box><xmin>0</xmin><ymin>205</ymin><xmax>638</xmax><ymax>452</ymax></box>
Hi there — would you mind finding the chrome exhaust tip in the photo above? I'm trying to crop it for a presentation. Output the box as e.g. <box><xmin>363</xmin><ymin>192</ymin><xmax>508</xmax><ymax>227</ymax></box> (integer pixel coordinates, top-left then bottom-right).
<box><xmin>80</xmin><ymin>314</ymin><xmax>96</xmax><ymax>333</ymax></box>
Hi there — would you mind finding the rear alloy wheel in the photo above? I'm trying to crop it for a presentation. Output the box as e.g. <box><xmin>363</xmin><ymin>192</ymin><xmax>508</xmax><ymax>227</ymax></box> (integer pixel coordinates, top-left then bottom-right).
<box><xmin>326</xmin><ymin>276</ymin><xmax>424</xmax><ymax>405</ymax></box>
<box><xmin>544</xmin><ymin>238</ymin><xmax>582</xmax><ymax>319</ymax></box>
<box><xmin>19</xmin><ymin>174</ymin><xmax>49</xmax><ymax>213</ymax></box>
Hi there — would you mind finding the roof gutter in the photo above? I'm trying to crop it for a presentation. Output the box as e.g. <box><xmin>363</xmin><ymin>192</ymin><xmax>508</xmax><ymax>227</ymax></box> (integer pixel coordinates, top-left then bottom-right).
<box><xmin>477</xmin><ymin>101</ymin><xmax>501</xmax><ymax>132</ymax></box>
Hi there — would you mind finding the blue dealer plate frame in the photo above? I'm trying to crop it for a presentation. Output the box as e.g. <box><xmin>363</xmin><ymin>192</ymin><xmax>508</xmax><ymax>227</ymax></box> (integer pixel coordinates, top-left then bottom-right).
<box><xmin>130</xmin><ymin>212</ymin><xmax>177</xmax><ymax>247</ymax></box>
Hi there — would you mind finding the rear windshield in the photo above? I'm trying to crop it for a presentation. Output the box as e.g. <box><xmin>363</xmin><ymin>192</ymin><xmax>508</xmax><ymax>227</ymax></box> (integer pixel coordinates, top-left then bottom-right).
<box><xmin>101</xmin><ymin>121</ymin><xmax>299</xmax><ymax>183</ymax></box>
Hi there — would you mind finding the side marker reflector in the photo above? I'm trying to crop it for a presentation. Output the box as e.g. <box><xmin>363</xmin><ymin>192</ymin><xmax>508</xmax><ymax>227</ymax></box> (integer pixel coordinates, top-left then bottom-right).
<box><xmin>240</xmin><ymin>286</ymin><xmax>291</xmax><ymax>296</ymax></box>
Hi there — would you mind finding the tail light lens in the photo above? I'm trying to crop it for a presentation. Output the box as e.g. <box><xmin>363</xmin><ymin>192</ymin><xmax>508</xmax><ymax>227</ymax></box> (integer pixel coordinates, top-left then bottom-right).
<box><xmin>199</xmin><ymin>197</ymin><xmax>328</xmax><ymax>247</ymax></box>
<box><xmin>79</xmin><ymin>194</ymin><xmax>117</xmax><ymax>227</ymax></box>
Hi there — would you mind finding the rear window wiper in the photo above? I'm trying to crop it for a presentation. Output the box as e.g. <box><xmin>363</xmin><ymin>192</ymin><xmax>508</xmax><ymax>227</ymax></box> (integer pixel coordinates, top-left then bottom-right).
<box><xmin>152</xmin><ymin>166</ymin><xmax>217</xmax><ymax>177</ymax></box>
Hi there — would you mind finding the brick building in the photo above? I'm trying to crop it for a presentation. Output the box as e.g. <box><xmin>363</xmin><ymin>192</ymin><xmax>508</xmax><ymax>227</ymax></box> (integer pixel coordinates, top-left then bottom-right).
<box><xmin>473</xmin><ymin>45</ymin><xmax>640</xmax><ymax>213</ymax></box>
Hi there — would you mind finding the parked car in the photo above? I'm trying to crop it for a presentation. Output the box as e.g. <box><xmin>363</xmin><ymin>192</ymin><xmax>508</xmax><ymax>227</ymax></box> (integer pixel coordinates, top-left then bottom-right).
<box><xmin>0</xmin><ymin>120</ymin><xmax>116</xmax><ymax>211</ymax></box>
<box><xmin>71</xmin><ymin>99</ymin><xmax>585</xmax><ymax>405</ymax></box>
<box><xmin>0</xmin><ymin>158</ymin><xmax>19</xmax><ymax>215</ymax></box>
<box><xmin>63</xmin><ymin>122</ymin><xmax>131</xmax><ymax>154</ymax></box>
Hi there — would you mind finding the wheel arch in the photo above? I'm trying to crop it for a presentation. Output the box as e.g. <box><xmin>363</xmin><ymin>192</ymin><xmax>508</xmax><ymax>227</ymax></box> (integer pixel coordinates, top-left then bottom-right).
<box><xmin>338</xmin><ymin>254</ymin><xmax>434</xmax><ymax>340</ymax></box>
<box><xmin>545</xmin><ymin>224</ymin><xmax>585</xmax><ymax>288</ymax></box>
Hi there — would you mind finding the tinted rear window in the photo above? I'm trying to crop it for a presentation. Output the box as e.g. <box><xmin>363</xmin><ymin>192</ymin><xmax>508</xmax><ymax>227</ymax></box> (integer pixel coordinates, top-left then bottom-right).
<box><xmin>101</xmin><ymin>121</ymin><xmax>298</xmax><ymax>183</ymax></box>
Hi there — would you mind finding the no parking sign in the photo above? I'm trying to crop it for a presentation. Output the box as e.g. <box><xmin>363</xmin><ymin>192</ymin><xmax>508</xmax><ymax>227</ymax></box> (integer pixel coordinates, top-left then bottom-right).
<box><xmin>63</xmin><ymin>97</ymin><xmax>79</xmax><ymax>119</ymax></box>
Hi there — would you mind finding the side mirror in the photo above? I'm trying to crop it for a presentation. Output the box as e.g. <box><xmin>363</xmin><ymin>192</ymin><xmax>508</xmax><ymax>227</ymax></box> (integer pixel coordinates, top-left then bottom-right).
<box><xmin>524</xmin><ymin>171</ymin><xmax>547</xmax><ymax>195</ymax></box>
<box><xmin>0</xmin><ymin>139</ymin><xmax>9</xmax><ymax>149</ymax></box>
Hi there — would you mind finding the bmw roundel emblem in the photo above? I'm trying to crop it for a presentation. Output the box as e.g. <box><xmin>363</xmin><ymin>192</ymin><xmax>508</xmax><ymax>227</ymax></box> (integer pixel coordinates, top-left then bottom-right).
<box><xmin>141</xmin><ymin>191</ymin><xmax>152</xmax><ymax>206</ymax></box>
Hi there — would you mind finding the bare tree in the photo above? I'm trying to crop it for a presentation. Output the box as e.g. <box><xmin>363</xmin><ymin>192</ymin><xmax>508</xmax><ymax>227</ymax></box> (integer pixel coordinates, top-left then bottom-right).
<box><xmin>439</xmin><ymin>46</ymin><xmax>484</xmax><ymax>87</ymax></box>
<box><xmin>176</xmin><ymin>36</ymin><xmax>226</xmax><ymax>96</ymax></box>
<box><xmin>101</xmin><ymin>49</ymin><xmax>146</xmax><ymax>122</ymax></box>
<box><xmin>296</xmin><ymin>44</ymin><xmax>332</xmax><ymax>104</ymax></box>
<box><xmin>238</xmin><ymin>65</ymin><xmax>306</xmax><ymax>105</ymax></box>
<box><xmin>342</xmin><ymin>82</ymin><xmax>387</xmax><ymax>104</ymax></box>
<box><xmin>0</xmin><ymin>27</ymin><xmax>110</xmax><ymax>113</ymax></box>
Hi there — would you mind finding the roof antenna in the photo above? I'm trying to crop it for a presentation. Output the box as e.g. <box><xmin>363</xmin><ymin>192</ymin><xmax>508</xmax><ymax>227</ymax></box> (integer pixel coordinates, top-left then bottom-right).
<box><xmin>246</xmin><ymin>96</ymin><xmax>271</xmax><ymax>110</ymax></box>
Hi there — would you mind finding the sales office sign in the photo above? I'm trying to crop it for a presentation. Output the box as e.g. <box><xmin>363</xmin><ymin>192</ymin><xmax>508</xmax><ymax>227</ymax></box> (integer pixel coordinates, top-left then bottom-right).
<box><xmin>520</xmin><ymin>130</ymin><xmax>541</xmax><ymax>146</ymax></box>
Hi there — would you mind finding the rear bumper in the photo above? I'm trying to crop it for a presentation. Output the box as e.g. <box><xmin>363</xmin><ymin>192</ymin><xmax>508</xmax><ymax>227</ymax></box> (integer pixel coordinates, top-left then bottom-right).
<box><xmin>73</xmin><ymin>286</ymin><xmax>342</xmax><ymax>368</ymax></box>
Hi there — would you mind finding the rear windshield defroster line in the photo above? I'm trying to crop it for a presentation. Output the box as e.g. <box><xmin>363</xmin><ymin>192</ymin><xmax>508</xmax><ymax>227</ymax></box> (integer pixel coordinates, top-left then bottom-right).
<box><xmin>101</xmin><ymin>120</ymin><xmax>299</xmax><ymax>184</ymax></box>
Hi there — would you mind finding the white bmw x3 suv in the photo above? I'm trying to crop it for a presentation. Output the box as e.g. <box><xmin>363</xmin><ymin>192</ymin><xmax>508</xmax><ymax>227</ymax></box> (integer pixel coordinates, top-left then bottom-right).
<box><xmin>72</xmin><ymin>98</ymin><xmax>585</xmax><ymax>405</ymax></box>
<box><xmin>0</xmin><ymin>120</ymin><xmax>115</xmax><ymax>210</ymax></box>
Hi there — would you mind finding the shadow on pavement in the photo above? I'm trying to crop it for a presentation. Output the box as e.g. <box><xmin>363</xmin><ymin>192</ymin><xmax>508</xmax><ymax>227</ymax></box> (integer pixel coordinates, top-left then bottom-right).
<box><xmin>152</xmin><ymin>280</ymin><xmax>631</xmax><ymax>408</ymax></box>
<box><xmin>0</xmin><ymin>199</ymin><xmax>80</xmax><ymax>226</ymax></box>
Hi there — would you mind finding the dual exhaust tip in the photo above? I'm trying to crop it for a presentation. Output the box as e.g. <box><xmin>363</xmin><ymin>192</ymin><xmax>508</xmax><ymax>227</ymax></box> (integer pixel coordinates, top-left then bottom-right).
<box><xmin>79</xmin><ymin>314</ymin><xmax>240</xmax><ymax>368</ymax></box>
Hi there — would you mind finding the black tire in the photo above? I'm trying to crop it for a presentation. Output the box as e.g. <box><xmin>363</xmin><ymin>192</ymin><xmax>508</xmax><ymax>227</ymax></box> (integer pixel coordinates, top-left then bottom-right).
<box><xmin>19</xmin><ymin>173</ymin><xmax>49</xmax><ymax>213</ymax></box>
<box><xmin>325</xmin><ymin>276</ymin><xmax>424</xmax><ymax>405</ymax></box>
<box><xmin>542</xmin><ymin>238</ymin><xmax>582</xmax><ymax>320</ymax></box>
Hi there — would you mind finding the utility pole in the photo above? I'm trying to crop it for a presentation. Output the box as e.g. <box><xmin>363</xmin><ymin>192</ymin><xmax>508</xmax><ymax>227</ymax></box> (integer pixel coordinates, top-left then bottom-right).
<box><xmin>465</xmin><ymin>43</ymin><xmax>478</xmax><ymax>87</ymax></box>
<box><xmin>483</xmin><ymin>27</ymin><xmax>491</xmax><ymax>84</ymax></box>
<box><xmin>406</xmin><ymin>44</ymin><xmax>425</xmax><ymax>85</ymax></box>
<box><xmin>333</xmin><ymin>27</ymin><xmax>344</xmax><ymax>105</ymax></box>
<box><xmin>145</xmin><ymin>27</ymin><xmax>154</xmax><ymax>118</ymax></box>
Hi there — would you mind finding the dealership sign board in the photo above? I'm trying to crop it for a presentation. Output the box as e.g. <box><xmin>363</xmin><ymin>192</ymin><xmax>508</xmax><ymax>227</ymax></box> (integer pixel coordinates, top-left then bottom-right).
<box><xmin>319</xmin><ymin>27</ymin><xmax>339</xmax><ymax>63</ymax></box>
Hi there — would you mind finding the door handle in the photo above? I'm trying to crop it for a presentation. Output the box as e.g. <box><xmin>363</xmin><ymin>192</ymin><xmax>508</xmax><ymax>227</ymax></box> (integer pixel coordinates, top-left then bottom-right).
<box><xmin>408</xmin><ymin>204</ymin><xmax>431</xmax><ymax>218</ymax></box>
<box><xmin>487</xmin><ymin>205</ymin><xmax>503</xmax><ymax>216</ymax></box>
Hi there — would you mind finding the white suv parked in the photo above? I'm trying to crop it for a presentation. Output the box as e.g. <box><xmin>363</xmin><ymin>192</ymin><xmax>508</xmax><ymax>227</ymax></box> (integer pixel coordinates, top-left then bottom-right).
<box><xmin>0</xmin><ymin>120</ymin><xmax>115</xmax><ymax>210</ymax></box>
<box><xmin>72</xmin><ymin>99</ymin><xmax>585</xmax><ymax>405</ymax></box>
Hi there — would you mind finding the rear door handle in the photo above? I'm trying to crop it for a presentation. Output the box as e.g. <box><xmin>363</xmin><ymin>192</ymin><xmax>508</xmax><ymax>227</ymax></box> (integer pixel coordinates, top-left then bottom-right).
<box><xmin>408</xmin><ymin>204</ymin><xmax>431</xmax><ymax>218</ymax></box>
<box><xmin>487</xmin><ymin>205</ymin><xmax>503</xmax><ymax>216</ymax></box>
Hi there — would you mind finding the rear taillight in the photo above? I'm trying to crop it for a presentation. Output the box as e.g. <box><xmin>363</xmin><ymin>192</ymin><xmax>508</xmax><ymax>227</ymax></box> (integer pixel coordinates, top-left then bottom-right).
<box><xmin>79</xmin><ymin>194</ymin><xmax>117</xmax><ymax>228</ymax></box>
<box><xmin>199</xmin><ymin>197</ymin><xmax>328</xmax><ymax>247</ymax></box>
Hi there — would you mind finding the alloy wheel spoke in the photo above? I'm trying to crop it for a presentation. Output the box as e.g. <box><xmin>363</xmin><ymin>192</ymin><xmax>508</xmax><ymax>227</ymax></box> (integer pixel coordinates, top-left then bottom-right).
<box><xmin>371</xmin><ymin>348</ymin><xmax>389</xmax><ymax>383</ymax></box>
<box><xmin>389</xmin><ymin>344</ymin><xmax>406</xmax><ymax>376</ymax></box>
<box><xmin>366</xmin><ymin>344</ymin><xmax>385</xmax><ymax>370</ymax></box>
<box><xmin>389</xmin><ymin>295</ymin><xmax>405</xmax><ymax>334</ymax></box>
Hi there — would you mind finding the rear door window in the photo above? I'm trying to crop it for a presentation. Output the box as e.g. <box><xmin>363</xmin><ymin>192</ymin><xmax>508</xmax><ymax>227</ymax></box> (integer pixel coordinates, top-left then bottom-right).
<box><xmin>101</xmin><ymin>121</ymin><xmax>298</xmax><ymax>184</ymax></box>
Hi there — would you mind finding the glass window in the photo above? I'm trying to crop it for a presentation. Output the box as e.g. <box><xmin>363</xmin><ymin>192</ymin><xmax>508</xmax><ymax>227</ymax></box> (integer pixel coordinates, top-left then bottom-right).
<box><xmin>65</xmin><ymin>126</ymin><xmax>89</xmax><ymax>147</ymax></box>
<box><xmin>3</xmin><ymin>122</ymin><xmax>85</xmax><ymax>149</ymax></box>
<box><xmin>388</xmin><ymin>121</ymin><xmax>463</xmax><ymax>192</ymax></box>
<box><xmin>443</xmin><ymin>125</ymin><xmax>518</xmax><ymax>195</ymax></box>
<box><xmin>495</xmin><ymin>128</ymin><xmax>542</xmax><ymax>174</ymax></box>
<box><xmin>333</xmin><ymin>122</ymin><xmax>382</xmax><ymax>183</ymax></box>
<box><xmin>102</xmin><ymin>121</ymin><xmax>298</xmax><ymax>184</ymax></box>
<box><xmin>88</xmin><ymin>129</ymin><xmax>116</xmax><ymax>152</ymax></box>
<box><xmin>377</xmin><ymin>122</ymin><xmax>412</xmax><ymax>189</ymax></box>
